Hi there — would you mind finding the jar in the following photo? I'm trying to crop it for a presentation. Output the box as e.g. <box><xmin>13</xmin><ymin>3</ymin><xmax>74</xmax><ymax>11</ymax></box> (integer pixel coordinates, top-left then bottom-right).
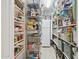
<box><xmin>67</xmin><ymin>27</ymin><xmax>72</xmax><ymax>33</ymax></box>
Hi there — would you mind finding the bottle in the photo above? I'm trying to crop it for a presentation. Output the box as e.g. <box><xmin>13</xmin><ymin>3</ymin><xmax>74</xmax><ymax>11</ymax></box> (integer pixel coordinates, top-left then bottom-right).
<box><xmin>31</xmin><ymin>55</ymin><xmax>36</xmax><ymax>59</ymax></box>
<box><xmin>66</xmin><ymin>27</ymin><xmax>73</xmax><ymax>42</ymax></box>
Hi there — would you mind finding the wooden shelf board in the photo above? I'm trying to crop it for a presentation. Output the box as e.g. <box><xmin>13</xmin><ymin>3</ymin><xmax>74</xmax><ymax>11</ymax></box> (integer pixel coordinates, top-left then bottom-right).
<box><xmin>14</xmin><ymin>40</ymin><xmax>24</xmax><ymax>45</ymax></box>
<box><xmin>14</xmin><ymin>41</ymin><xmax>24</xmax><ymax>48</ymax></box>
<box><xmin>14</xmin><ymin>17</ymin><xmax>24</xmax><ymax>22</ymax></box>
<box><xmin>14</xmin><ymin>20</ymin><xmax>24</xmax><ymax>24</ymax></box>
<box><xmin>52</xmin><ymin>33</ymin><xmax>76</xmax><ymax>47</ymax></box>
<box><xmin>51</xmin><ymin>40</ymin><xmax>70</xmax><ymax>59</ymax></box>
<box><xmin>59</xmin><ymin>24</ymin><xmax>76</xmax><ymax>28</ymax></box>
<box><xmin>15</xmin><ymin>0</ymin><xmax>24</xmax><ymax>7</ymax></box>
<box><xmin>27</xmin><ymin>30</ymin><xmax>38</xmax><ymax>34</ymax></box>
<box><xmin>15</xmin><ymin>32</ymin><xmax>24</xmax><ymax>35</ymax></box>
<box><xmin>14</xmin><ymin>48</ymin><xmax>24</xmax><ymax>58</ymax></box>
<box><xmin>15</xmin><ymin>5</ymin><xmax>24</xmax><ymax>15</ymax></box>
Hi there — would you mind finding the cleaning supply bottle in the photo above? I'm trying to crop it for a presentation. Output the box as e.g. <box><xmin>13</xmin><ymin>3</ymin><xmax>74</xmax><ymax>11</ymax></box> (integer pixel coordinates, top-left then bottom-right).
<box><xmin>31</xmin><ymin>55</ymin><xmax>36</xmax><ymax>59</ymax></box>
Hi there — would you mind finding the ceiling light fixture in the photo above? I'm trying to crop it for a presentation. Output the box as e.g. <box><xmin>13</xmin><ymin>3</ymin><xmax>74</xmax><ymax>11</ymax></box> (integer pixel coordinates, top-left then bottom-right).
<box><xmin>46</xmin><ymin>0</ymin><xmax>51</xmax><ymax>8</ymax></box>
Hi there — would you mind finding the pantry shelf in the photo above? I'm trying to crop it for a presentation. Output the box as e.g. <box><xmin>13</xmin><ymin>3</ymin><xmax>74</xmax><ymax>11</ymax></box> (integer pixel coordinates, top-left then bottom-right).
<box><xmin>15</xmin><ymin>5</ymin><xmax>24</xmax><ymax>15</ymax></box>
<box><xmin>14</xmin><ymin>40</ymin><xmax>24</xmax><ymax>45</ymax></box>
<box><xmin>52</xmin><ymin>40</ymin><xmax>58</xmax><ymax>47</ymax></box>
<box><xmin>14</xmin><ymin>48</ymin><xmax>24</xmax><ymax>58</ymax></box>
<box><xmin>27</xmin><ymin>30</ymin><xmax>38</xmax><ymax>34</ymax></box>
<box><xmin>14</xmin><ymin>0</ymin><xmax>25</xmax><ymax>57</ymax></box>
<box><xmin>51</xmin><ymin>40</ymin><xmax>72</xmax><ymax>59</ymax></box>
<box><xmin>14</xmin><ymin>42</ymin><xmax>24</xmax><ymax>48</ymax></box>
<box><xmin>52</xmin><ymin>33</ymin><xmax>77</xmax><ymax>47</ymax></box>
<box><xmin>14</xmin><ymin>20</ymin><xmax>24</xmax><ymax>24</ymax></box>
<box><xmin>15</xmin><ymin>32</ymin><xmax>24</xmax><ymax>35</ymax></box>
<box><xmin>15</xmin><ymin>5</ymin><xmax>24</xmax><ymax>14</ymax></box>
<box><xmin>15</xmin><ymin>17</ymin><xmax>24</xmax><ymax>22</ymax></box>
<box><xmin>15</xmin><ymin>0</ymin><xmax>24</xmax><ymax>7</ymax></box>
<box><xmin>59</xmin><ymin>24</ymin><xmax>76</xmax><ymax>28</ymax></box>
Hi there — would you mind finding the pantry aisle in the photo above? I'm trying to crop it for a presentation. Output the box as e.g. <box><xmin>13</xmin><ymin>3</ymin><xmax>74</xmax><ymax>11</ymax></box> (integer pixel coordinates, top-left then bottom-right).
<box><xmin>25</xmin><ymin>0</ymin><xmax>78</xmax><ymax>59</ymax></box>
<box><xmin>1</xmin><ymin>0</ymin><xmax>78</xmax><ymax>59</ymax></box>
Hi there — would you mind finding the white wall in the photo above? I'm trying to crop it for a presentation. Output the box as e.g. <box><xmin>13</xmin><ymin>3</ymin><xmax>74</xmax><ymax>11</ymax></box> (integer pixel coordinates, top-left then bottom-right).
<box><xmin>1</xmin><ymin>0</ymin><xmax>14</xmax><ymax>59</ymax></box>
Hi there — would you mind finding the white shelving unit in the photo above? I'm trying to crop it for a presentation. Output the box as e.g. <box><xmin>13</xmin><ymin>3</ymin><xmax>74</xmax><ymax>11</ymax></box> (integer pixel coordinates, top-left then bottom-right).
<box><xmin>52</xmin><ymin>0</ymin><xmax>77</xmax><ymax>59</ymax></box>
<box><xmin>25</xmin><ymin>1</ymin><xmax>41</xmax><ymax>59</ymax></box>
<box><xmin>14</xmin><ymin>0</ymin><xmax>26</xmax><ymax>59</ymax></box>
